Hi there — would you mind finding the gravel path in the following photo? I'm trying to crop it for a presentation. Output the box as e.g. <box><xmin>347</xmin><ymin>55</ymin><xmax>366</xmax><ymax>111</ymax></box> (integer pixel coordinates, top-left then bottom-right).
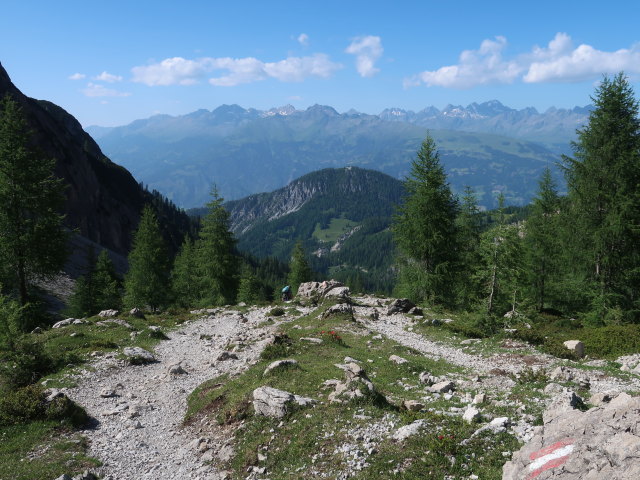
<box><xmin>65</xmin><ymin>308</ymin><xmax>277</xmax><ymax>480</ymax></box>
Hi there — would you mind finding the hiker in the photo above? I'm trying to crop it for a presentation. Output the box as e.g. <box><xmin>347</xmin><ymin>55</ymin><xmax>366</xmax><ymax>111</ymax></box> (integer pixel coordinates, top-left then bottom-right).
<box><xmin>281</xmin><ymin>285</ymin><xmax>291</xmax><ymax>301</ymax></box>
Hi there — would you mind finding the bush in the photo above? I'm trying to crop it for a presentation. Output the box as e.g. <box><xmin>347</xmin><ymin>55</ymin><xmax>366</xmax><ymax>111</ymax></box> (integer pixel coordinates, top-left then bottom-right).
<box><xmin>0</xmin><ymin>336</ymin><xmax>56</xmax><ymax>391</ymax></box>
<box><xmin>0</xmin><ymin>384</ymin><xmax>87</xmax><ymax>427</ymax></box>
<box><xmin>269</xmin><ymin>307</ymin><xmax>285</xmax><ymax>317</ymax></box>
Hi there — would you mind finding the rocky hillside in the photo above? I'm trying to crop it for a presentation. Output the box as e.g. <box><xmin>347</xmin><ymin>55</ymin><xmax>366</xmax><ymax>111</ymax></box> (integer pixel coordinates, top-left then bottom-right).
<box><xmin>87</xmin><ymin>104</ymin><xmax>563</xmax><ymax>209</ymax></box>
<box><xmin>31</xmin><ymin>284</ymin><xmax>640</xmax><ymax>480</ymax></box>
<box><xmin>0</xmin><ymin>62</ymin><xmax>192</xmax><ymax>258</ymax></box>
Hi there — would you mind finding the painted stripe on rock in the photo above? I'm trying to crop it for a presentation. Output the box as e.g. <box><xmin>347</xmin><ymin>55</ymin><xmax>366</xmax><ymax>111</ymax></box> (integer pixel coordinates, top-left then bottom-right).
<box><xmin>526</xmin><ymin>438</ymin><xmax>575</xmax><ymax>480</ymax></box>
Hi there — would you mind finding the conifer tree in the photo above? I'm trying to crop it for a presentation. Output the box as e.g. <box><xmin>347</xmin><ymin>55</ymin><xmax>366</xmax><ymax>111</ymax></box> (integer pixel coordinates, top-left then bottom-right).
<box><xmin>392</xmin><ymin>134</ymin><xmax>459</xmax><ymax>305</ymax></box>
<box><xmin>93</xmin><ymin>250</ymin><xmax>120</xmax><ymax>311</ymax></box>
<box><xmin>455</xmin><ymin>186</ymin><xmax>482</xmax><ymax>307</ymax></box>
<box><xmin>525</xmin><ymin>168</ymin><xmax>561</xmax><ymax>311</ymax></box>
<box><xmin>171</xmin><ymin>235</ymin><xmax>199</xmax><ymax>308</ymax></box>
<box><xmin>124</xmin><ymin>205</ymin><xmax>170</xmax><ymax>311</ymax></box>
<box><xmin>196</xmin><ymin>188</ymin><xmax>238</xmax><ymax>306</ymax></box>
<box><xmin>288</xmin><ymin>241</ymin><xmax>312</xmax><ymax>293</ymax></box>
<box><xmin>563</xmin><ymin>73</ymin><xmax>640</xmax><ymax>321</ymax></box>
<box><xmin>0</xmin><ymin>95</ymin><xmax>68</xmax><ymax>307</ymax></box>
<box><xmin>237</xmin><ymin>265</ymin><xmax>262</xmax><ymax>304</ymax></box>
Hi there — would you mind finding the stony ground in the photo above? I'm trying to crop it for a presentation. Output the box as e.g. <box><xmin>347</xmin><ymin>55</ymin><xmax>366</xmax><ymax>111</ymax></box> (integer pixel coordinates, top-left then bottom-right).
<box><xmin>60</xmin><ymin>296</ymin><xmax>640</xmax><ymax>480</ymax></box>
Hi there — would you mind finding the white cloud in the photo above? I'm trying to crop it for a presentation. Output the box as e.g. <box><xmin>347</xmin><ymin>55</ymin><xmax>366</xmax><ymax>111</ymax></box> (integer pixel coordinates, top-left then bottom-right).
<box><xmin>132</xmin><ymin>54</ymin><xmax>342</xmax><ymax>87</ymax></box>
<box><xmin>82</xmin><ymin>82</ymin><xmax>131</xmax><ymax>97</ymax></box>
<box><xmin>407</xmin><ymin>33</ymin><xmax>640</xmax><ymax>89</ymax></box>
<box><xmin>297</xmin><ymin>33</ymin><xmax>309</xmax><ymax>46</ymax></box>
<box><xmin>524</xmin><ymin>34</ymin><xmax>640</xmax><ymax>83</ymax></box>
<box><xmin>94</xmin><ymin>71</ymin><xmax>123</xmax><ymax>83</ymax></box>
<box><xmin>68</xmin><ymin>73</ymin><xmax>86</xmax><ymax>80</ymax></box>
<box><xmin>345</xmin><ymin>36</ymin><xmax>383</xmax><ymax>77</ymax></box>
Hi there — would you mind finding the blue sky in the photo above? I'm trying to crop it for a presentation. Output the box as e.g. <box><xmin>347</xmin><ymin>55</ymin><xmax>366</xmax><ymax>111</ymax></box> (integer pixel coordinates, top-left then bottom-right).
<box><xmin>2</xmin><ymin>0</ymin><xmax>639</xmax><ymax>127</ymax></box>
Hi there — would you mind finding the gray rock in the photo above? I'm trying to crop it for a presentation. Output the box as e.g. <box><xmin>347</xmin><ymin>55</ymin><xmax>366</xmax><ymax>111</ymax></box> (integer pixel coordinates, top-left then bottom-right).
<box><xmin>386</xmin><ymin>298</ymin><xmax>416</xmax><ymax>315</ymax></box>
<box><xmin>123</xmin><ymin>347</ymin><xmax>156</xmax><ymax>364</ymax></box>
<box><xmin>52</xmin><ymin>318</ymin><xmax>74</xmax><ymax>328</ymax></box>
<box><xmin>329</xmin><ymin>363</ymin><xmax>378</xmax><ymax>403</ymax></box>
<box><xmin>463</xmin><ymin>406</ymin><xmax>481</xmax><ymax>423</ymax></box>
<box><xmin>393</xmin><ymin>419</ymin><xmax>427</xmax><ymax>441</ymax></box>
<box><xmin>418</xmin><ymin>371</ymin><xmax>435</xmax><ymax>385</ymax></box>
<box><xmin>100</xmin><ymin>388</ymin><xmax>118</xmax><ymax>398</ymax></box>
<box><xmin>300</xmin><ymin>337</ymin><xmax>323</xmax><ymax>344</ymax></box>
<box><xmin>549</xmin><ymin>365</ymin><xmax>574</xmax><ymax>382</ymax></box>
<box><xmin>129</xmin><ymin>307</ymin><xmax>145</xmax><ymax>318</ymax></box>
<box><xmin>217</xmin><ymin>351</ymin><xmax>238</xmax><ymax>361</ymax></box>
<box><xmin>389</xmin><ymin>355</ymin><xmax>408</xmax><ymax>365</ymax></box>
<box><xmin>167</xmin><ymin>363</ymin><xmax>188</xmax><ymax>375</ymax></box>
<box><xmin>589</xmin><ymin>392</ymin><xmax>614</xmax><ymax>406</ymax></box>
<box><xmin>544</xmin><ymin>382</ymin><xmax>564</xmax><ymax>394</ymax></box>
<box><xmin>263</xmin><ymin>359</ymin><xmax>298</xmax><ymax>376</ymax></box>
<box><xmin>563</xmin><ymin>340</ymin><xmax>585</xmax><ymax>358</ymax></box>
<box><xmin>542</xmin><ymin>389</ymin><xmax>583</xmax><ymax>424</ymax></box>
<box><xmin>322</xmin><ymin>302</ymin><xmax>354</xmax><ymax>319</ymax></box>
<box><xmin>473</xmin><ymin>393</ymin><xmax>486</xmax><ymax>405</ymax></box>
<box><xmin>252</xmin><ymin>386</ymin><xmax>315</xmax><ymax>418</ymax></box>
<box><xmin>503</xmin><ymin>393</ymin><xmax>640</xmax><ymax>480</ymax></box>
<box><xmin>98</xmin><ymin>309</ymin><xmax>119</xmax><ymax>317</ymax></box>
<box><xmin>403</xmin><ymin>400</ymin><xmax>424</xmax><ymax>411</ymax></box>
<box><xmin>429</xmin><ymin>381</ymin><xmax>455</xmax><ymax>393</ymax></box>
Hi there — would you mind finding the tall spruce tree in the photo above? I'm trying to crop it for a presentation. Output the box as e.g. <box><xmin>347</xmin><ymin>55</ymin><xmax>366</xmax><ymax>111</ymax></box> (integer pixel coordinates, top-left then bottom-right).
<box><xmin>392</xmin><ymin>135</ymin><xmax>459</xmax><ymax>305</ymax></box>
<box><xmin>237</xmin><ymin>265</ymin><xmax>262</xmax><ymax>304</ymax></box>
<box><xmin>525</xmin><ymin>168</ymin><xmax>561</xmax><ymax>311</ymax></box>
<box><xmin>124</xmin><ymin>205</ymin><xmax>170</xmax><ymax>311</ymax></box>
<box><xmin>0</xmin><ymin>95</ymin><xmax>67</xmax><ymax>307</ymax></box>
<box><xmin>288</xmin><ymin>241</ymin><xmax>312</xmax><ymax>293</ymax></box>
<box><xmin>196</xmin><ymin>188</ymin><xmax>238</xmax><ymax>306</ymax></box>
<box><xmin>93</xmin><ymin>250</ymin><xmax>121</xmax><ymax>311</ymax></box>
<box><xmin>563</xmin><ymin>73</ymin><xmax>640</xmax><ymax>322</ymax></box>
<box><xmin>171</xmin><ymin>235</ymin><xmax>199</xmax><ymax>308</ymax></box>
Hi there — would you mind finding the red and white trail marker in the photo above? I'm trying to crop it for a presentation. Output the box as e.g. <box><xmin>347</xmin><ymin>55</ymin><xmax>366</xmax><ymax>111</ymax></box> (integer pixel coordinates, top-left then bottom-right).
<box><xmin>526</xmin><ymin>438</ymin><xmax>575</xmax><ymax>479</ymax></box>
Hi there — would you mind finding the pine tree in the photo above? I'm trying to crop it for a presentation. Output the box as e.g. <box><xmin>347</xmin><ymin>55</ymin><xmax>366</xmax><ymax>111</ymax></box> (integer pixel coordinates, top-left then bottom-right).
<box><xmin>196</xmin><ymin>188</ymin><xmax>238</xmax><ymax>306</ymax></box>
<box><xmin>124</xmin><ymin>205</ymin><xmax>170</xmax><ymax>311</ymax></box>
<box><xmin>237</xmin><ymin>265</ymin><xmax>262</xmax><ymax>304</ymax></box>
<box><xmin>171</xmin><ymin>235</ymin><xmax>199</xmax><ymax>308</ymax></box>
<box><xmin>288</xmin><ymin>241</ymin><xmax>312</xmax><ymax>293</ymax></box>
<box><xmin>93</xmin><ymin>250</ymin><xmax>120</xmax><ymax>311</ymax></box>
<box><xmin>392</xmin><ymin>135</ymin><xmax>460</xmax><ymax>305</ymax></box>
<box><xmin>524</xmin><ymin>168</ymin><xmax>561</xmax><ymax>311</ymax></box>
<box><xmin>563</xmin><ymin>73</ymin><xmax>640</xmax><ymax>322</ymax></box>
<box><xmin>0</xmin><ymin>95</ymin><xmax>68</xmax><ymax>307</ymax></box>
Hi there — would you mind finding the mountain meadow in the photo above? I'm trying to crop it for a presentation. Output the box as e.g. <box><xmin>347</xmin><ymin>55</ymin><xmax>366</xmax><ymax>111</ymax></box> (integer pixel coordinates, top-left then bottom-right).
<box><xmin>1</xmin><ymin>62</ymin><xmax>640</xmax><ymax>480</ymax></box>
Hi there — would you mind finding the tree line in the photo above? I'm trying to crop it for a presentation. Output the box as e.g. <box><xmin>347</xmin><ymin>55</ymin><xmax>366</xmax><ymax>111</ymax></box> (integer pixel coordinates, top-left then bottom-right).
<box><xmin>392</xmin><ymin>74</ymin><xmax>640</xmax><ymax>326</ymax></box>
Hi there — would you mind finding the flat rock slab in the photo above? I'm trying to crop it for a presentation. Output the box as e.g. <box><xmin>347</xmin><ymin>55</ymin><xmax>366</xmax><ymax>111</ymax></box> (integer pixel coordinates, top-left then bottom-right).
<box><xmin>252</xmin><ymin>386</ymin><xmax>315</xmax><ymax>418</ymax></box>
<box><xmin>122</xmin><ymin>347</ymin><xmax>156</xmax><ymax>364</ymax></box>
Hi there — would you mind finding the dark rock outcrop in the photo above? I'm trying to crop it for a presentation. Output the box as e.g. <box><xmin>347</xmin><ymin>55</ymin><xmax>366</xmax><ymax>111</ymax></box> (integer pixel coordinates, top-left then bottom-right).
<box><xmin>0</xmin><ymin>62</ymin><xmax>191</xmax><ymax>258</ymax></box>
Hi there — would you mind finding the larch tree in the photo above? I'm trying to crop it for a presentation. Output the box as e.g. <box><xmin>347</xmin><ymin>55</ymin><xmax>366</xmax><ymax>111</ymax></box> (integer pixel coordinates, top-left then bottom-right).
<box><xmin>196</xmin><ymin>187</ymin><xmax>238</xmax><ymax>306</ymax></box>
<box><xmin>524</xmin><ymin>168</ymin><xmax>561</xmax><ymax>311</ymax></box>
<box><xmin>124</xmin><ymin>205</ymin><xmax>170</xmax><ymax>311</ymax></box>
<box><xmin>288</xmin><ymin>241</ymin><xmax>312</xmax><ymax>293</ymax></box>
<box><xmin>562</xmin><ymin>73</ymin><xmax>640</xmax><ymax>322</ymax></box>
<box><xmin>171</xmin><ymin>234</ymin><xmax>199</xmax><ymax>308</ymax></box>
<box><xmin>392</xmin><ymin>134</ymin><xmax>460</xmax><ymax>306</ymax></box>
<box><xmin>0</xmin><ymin>94</ymin><xmax>68</xmax><ymax>308</ymax></box>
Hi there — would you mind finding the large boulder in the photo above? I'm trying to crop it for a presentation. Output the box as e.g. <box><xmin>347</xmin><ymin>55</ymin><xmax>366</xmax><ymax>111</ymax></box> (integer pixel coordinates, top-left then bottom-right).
<box><xmin>296</xmin><ymin>280</ymin><xmax>350</xmax><ymax>302</ymax></box>
<box><xmin>252</xmin><ymin>386</ymin><xmax>315</xmax><ymax>418</ymax></box>
<box><xmin>122</xmin><ymin>347</ymin><xmax>156</xmax><ymax>364</ymax></box>
<box><xmin>386</xmin><ymin>298</ymin><xmax>416</xmax><ymax>315</ymax></box>
<box><xmin>328</xmin><ymin>362</ymin><xmax>380</xmax><ymax>403</ymax></box>
<box><xmin>503</xmin><ymin>393</ymin><xmax>640</xmax><ymax>480</ymax></box>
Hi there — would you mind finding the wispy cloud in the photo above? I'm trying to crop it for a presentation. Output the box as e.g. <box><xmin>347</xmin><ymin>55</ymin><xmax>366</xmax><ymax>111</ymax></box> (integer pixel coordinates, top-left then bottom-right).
<box><xmin>297</xmin><ymin>33</ymin><xmax>309</xmax><ymax>46</ymax></box>
<box><xmin>82</xmin><ymin>82</ymin><xmax>131</xmax><ymax>97</ymax></box>
<box><xmin>132</xmin><ymin>54</ymin><xmax>342</xmax><ymax>87</ymax></box>
<box><xmin>406</xmin><ymin>33</ymin><xmax>640</xmax><ymax>89</ymax></box>
<box><xmin>345</xmin><ymin>35</ymin><xmax>383</xmax><ymax>77</ymax></box>
<box><xmin>94</xmin><ymin>71</ymin><xmax>123</xmax><ymax>83</ymax></box>
<box><xmin>68</xmin><ymin>73</ymin><xmax>86</xmax><ymax>80</ymax></box>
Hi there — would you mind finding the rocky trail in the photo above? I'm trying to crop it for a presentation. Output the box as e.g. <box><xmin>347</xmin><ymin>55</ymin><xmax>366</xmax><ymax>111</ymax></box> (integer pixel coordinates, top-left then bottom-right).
<box><xmin>64</xmin><ymin>307</ymin><xmax>285</xmax><ymax>480</ymax></box>
<box><xmin>58</xmin><ymin>294</ymin><xmax>640</xmax><ymax>480</ymax></box>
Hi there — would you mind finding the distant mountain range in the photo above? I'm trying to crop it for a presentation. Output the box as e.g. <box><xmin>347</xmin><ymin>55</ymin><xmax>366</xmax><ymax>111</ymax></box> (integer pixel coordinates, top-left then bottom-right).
<box><xmin>88</xmin><ymin>100</ymin><xmax>584</xmax><ymax>209</ymax></box>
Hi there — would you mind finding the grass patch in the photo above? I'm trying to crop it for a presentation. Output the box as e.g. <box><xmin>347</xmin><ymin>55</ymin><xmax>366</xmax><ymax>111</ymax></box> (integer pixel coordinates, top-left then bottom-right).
<box><xmin>0</xmin><ymin>423</ymin><xmax>99</xmax><ymax>480</ymax></box>
<box><xmin>185</xmin><ymin>305</ymin><xmax>501</xmax><ymax>479</ymax></box>
<box><xmin>312</xmin><ymin>217</ymin><xmax>359</xmax><ymax>243</ymax></box>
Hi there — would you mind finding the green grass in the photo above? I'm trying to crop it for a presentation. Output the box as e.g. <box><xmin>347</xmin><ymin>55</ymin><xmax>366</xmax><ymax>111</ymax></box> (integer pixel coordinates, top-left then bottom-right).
<box><xmin>0</xmin><ymin>422</ymin><xmax>100</xmax><ymax>480</ymax></box>
<box><xmin>185</xmin><ymin>303</ymin><xmax>515</xmax><ymax>479</ymax></box>
<box><xmin>312</xmin><ymin>217</ymin><xmax>359</xmax><ymax>243</ymax></box>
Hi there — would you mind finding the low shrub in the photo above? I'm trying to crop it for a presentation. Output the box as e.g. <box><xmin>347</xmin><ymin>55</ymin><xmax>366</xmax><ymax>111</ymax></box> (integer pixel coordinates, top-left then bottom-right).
<box><xmin>269</xmin><ymin>307</ymin><xmax>286</xmax><ymax>317</ymax></box>
<box><xmin>0</xmin><ymin>336</ymin><xmax>56</xmax><ymax>391</ymax></box>
<box><xmin>0</xmin><ymin>385</ymin><xmax>87</xmax><ymax>427</ymax></box>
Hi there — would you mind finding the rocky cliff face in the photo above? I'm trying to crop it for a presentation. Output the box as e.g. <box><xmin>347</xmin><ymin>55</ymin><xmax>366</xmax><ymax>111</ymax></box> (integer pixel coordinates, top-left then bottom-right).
<box><xmin>0</xmin><ymin>62</ymin><xmax>189</xmax><ymax>257</ymax></box>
